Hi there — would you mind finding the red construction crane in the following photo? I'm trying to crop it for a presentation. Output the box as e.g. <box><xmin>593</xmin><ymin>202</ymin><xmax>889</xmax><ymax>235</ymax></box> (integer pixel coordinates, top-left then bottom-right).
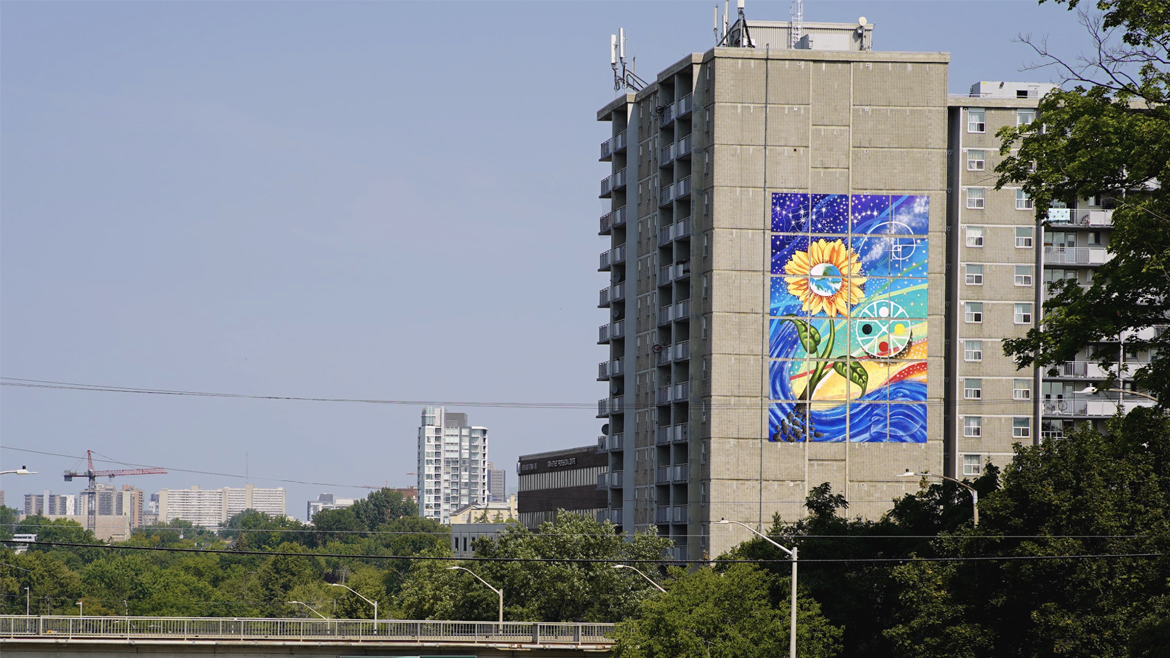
<box><xmin>64</xmin><ymin>450</ymin><xmax>166</xmax><ymax>532</ymax></box>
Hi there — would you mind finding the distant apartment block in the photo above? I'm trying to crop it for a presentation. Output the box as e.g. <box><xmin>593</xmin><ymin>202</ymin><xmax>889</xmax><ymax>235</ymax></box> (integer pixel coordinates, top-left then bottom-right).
<box><xmin>307</xmin><ymin>492</ymin><xmax>355</xmax><ymax>521</ymax></box>
<box><xmin>486</xmin><ymin>462</ymin><xmax>506</xmax><ymax>502</ymax></box>
<box><xmin>24</xmin><ymin>491</ymin><xmax>77</xmax><ymax>517</ymax></box>
<box><xmin>78</xmin><ymin>483</ymin><xmax>146</xmax><ymax>528</ymax></box>
<box><xmin>158</xmin><ymin>484</ymin><xmax>286</xmax><ymax>528</ymax></box>
<box><xmin>417</xmin><ymin>407</ymin><xmax>489</xmax><ymax>524</ymax></box>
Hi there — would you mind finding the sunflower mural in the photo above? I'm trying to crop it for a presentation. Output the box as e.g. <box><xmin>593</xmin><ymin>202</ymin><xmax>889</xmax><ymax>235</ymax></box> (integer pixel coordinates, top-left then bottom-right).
<box><xmin>769</xmin><ymin>193</ymin><xmax>929</xmax><ymax>444</ymax></box>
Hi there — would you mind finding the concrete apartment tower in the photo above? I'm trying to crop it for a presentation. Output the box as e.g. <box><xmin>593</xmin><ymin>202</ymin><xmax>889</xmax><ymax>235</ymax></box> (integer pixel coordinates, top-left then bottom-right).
<box><xmin>597</xmin><ymin>15</ymin><xmax>947</xmax><ymax>559</ymax></box>
<box><xmin>417</xmin><ymin>407</ymin><xmax>489</xmax><ymax>524</ymax></box>
<box><xmin>486</xmin><ymin>462</ymin><xmax>506</xmax><ymax>502</ymax></box>
<box><xmin>947</xmin><ymin>82</ymin><xmax>1155</xmax><ymax>475</ymax></box>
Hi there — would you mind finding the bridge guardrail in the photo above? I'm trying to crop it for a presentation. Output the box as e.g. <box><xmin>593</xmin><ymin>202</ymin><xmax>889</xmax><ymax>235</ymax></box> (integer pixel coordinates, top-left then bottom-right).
<box><xmin>0</xmin><ymin>616</ymin><xmax>615</xmax><ymax>646</ymax></box>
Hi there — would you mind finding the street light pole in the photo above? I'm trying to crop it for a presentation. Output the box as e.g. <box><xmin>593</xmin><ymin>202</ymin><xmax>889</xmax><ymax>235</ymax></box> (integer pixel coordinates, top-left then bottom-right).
<box><xmin>1080</xmin><ymin>386</ymin><xmax>1159</xmax><ymax>403</ymax></box>
<box><xmin>289</xmin><ymin>600</ymin><xmax>328</xmax><ymax>619</ymax></box>
<box><xmin>899</xmin><ymin>470</ymin><xmax>979</xmax><ymax>527</ymax></box>
<box><xmin>718</xmin><ymin>519</ymin><xmax>797</xmax><ymax>658</ymax></box>
<box><xmin>612</xmin><ymin>565</ymin><xmax>667</xmax><ymax>592</ymax></box>
<box><xmin>329</xmin><ymin>583</ymin><xmax>377</xmax><ymax>620</ymax></box>
<box><xmin>448</xmin><ymin>566</ymin><xmax>504</xmax><ymax>624</ymax></box>
<box><xmin>25</xmin><ymin>588</ymin><xmax>30</xmax><ymax>616</ymax></box>
<box><xmin>77</xmin><ymin>601</ymin><xmax>83</xmax><ymax>617</ymax></box>
<box><xmin>0</xmin><ymin>466</ymin><xmax>37</xmax><ymax>476</ymax></box>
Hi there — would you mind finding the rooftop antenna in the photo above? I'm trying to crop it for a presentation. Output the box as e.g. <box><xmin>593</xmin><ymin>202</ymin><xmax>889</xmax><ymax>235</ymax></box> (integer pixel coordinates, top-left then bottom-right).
<box><xmin>790</xmin><ymin>0</ymin><xmax>804</xmax><ymax>49</ymax></box>
<box><xmin>610</xmin><ymin>27</ymin><xmax>648</xmax><ymax>92</ymax></box>
<box><xmin>717</xmin><ymin>0</ymin><xmax>754</xmax><ymax>48</ymax></box>
<box><xmin>713</xmin><ymin>5</ymin><xmax>719</xmax><ymax>43</ymax></box>
<box><xmin>723</xmin><ymin>0</ymin><xmax>729</xmax><ymax>40</ymax></box>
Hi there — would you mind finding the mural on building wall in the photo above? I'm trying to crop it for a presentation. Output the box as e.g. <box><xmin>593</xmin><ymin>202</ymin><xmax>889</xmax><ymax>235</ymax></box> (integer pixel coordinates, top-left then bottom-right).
<box><xmin>768</xmin><ymin>192</ymin><xmax>928</xmax><ymax>443</ymax></box>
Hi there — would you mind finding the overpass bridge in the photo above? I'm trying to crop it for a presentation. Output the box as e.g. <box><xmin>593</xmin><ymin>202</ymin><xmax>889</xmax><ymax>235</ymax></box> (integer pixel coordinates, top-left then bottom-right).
<box><xmin>0</xmin><ymin>616</ymin><xmax>615</xmax><ymax>658</ymax></box>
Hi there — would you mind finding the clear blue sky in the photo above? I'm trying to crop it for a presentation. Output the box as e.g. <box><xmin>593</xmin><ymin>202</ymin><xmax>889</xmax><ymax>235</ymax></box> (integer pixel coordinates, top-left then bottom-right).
<box><xmin>1</xmin><ymin>1</ymin><xmax>1086</xmax><ymax>519</ymax></box>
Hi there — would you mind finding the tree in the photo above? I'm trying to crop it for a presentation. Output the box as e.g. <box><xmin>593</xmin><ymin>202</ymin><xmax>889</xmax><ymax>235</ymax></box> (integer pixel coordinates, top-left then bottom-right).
<box><xmin>996</xmin><ymin>0</ymin><xmax>1170</xmax><ymax>405</ymax></box>
<box><xmin>222</xmin><ymin>509</ymin><xmax>307</xmax><ymax>550</ymax></box>
<box><xmin>349</xmin><ymin>489</ymin><xmax>416</xmax><ymax>531</ymax></box>
<box><xmin>884</xmin><ymin>409</ymin><xmax>1170</xmax><ymax>658</ymax></box>
<box><xmin>394</xmin><ymin>512</ymin><xmax>672</xmax><ymax>623</ymax></box>
<box><xmin>612</xmin><ymin>563</ymin><xmax>843</xmax><ymax>658</ymax></box>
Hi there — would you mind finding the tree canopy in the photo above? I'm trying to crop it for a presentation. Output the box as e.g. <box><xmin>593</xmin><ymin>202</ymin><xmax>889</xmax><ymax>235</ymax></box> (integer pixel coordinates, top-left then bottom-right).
<box><xmin>997</xmin><ymin>0</ymin><xmax>1170</xmax><ymax>404</ymax></box>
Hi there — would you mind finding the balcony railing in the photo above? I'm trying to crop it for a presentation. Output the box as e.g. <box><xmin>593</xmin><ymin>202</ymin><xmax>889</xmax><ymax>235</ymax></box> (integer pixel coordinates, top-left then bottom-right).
<box><xmin>1049</xmin><ymin>208</ymin><xmax>1113</xmax><ymax>227</ymax></box>
<box><xmin>672</xmin><ymin>504</ymin><xmax>687</xmax><ymax>523</ymax></box>
<box><xmin>658</xmin><ymin>217</ymin><xmax>692</xmax><ymax>247</ymax></box>
<box><xmin>600</xmin><ymin>138</ymin><xmax>613</xmax><ymax>162</ymax></box>
<box><xmin>673</xmin><ymin>463</ymin><xmax>689</xmax><ymax>483</ymax></box>
<box><xmin>609</xmin><ymin>471</ymin><xmax>624</xmax><ymax>489</ymax></box>
<box><xmin>656</xmin><ymin>387</ymin><xmax>671</xmax><ymax>405</ymax></box>
<box><xmin>655</xmin><ymin>506</ymin><xmax>669</xmax><ymax>524</ymax></box>
<box><xmin>599</xmin><ymin>212</ymin><xmax>612</xmax><ymax>235</ymax></box>
<box><xmin>610</xmin><ymin>319</ymin><xmax>625</xmax><ymax>340</ymax></box>
<box><xmin>1044</xmin><ymin>246</ymin><xmax>1112</xmax><ymax>265</ymax></box>
<box><xmin>671</xmin><ymin>341</ymin><xmax>690</xmax><ymax>362</ymax></box>
<box><xmin>673</xmin><ymin>299</ymin><xmax>690</xmax><ymax>322</ymax></box>
<box><xmin>612</xmin><ymin>206</ymin><xmax>627</xmax><ymax>228</ymax></box>
<box><xmin>657</xmin><ymin>261</ymin><xmax>691</xmax><ymax>287</ymax></box>
<box><xmin>656</xmin><ymin>347</ymin><xmax>672</xmax><ymax>367</ymax></box>
<box><xmin>597</xmin><ymin>436</ymin><xmax>607</xmax><ymax>453</ymax></box>
<box><xmin>597</xmin><ymin>473</ymin><xmax>608</xmax><ymax>490</ymax></box>
<box><xmin>597</xmin><ymin>399</ymin><xmax>610</xmax><ymax>418</ymax></box>
<box><xmin>599</xmin><ymin>250</ymin><xmax>612</xmax><ymax>271</ymax></box>
<box><xmin>614</xmin><ymin>130</ymin><xmax>627</xmax><ymax>153</ymax></box>
<box><xmin>599</xmin><ymin>287</ymin><xmax>611</xmax><ymax>307</ymax></box>
<box><xmin>672</xmin><ymin>423</ymin><xmax>689</xmax><ymax>443</ymax></box>
<box><xmin>675</xmin><ymin>176</ymin><xmax>691</xmax><ymax>199</ymax></box>
<box><xmin>598</xmin><ymin>324</ymin><xmax>610</xmax><ymax>344</ymax></box>
<box><xmin>673</xmin><ymin>381</ymin><xmax>690</xmax><ymax>402</ymax></box>
<box><xmin>609</xmin><ymin>433</ymin><xmax>624</xmax><ymax>451</ymax></box>
<box><xmin>612</xmin><ymin>244</ymin><xmax>626</xmax><ymax>265</ymax></box>
<box><xmin>600</xmin><ymin>176</ymin><xmax>613</xmax><ymax>198</ymax></box>
<box><xmin>659</xmin><ymin>103</ymin><xmax>675</xmax><ymax>127</ymax></box>
<box><xmin>676</xmin><ymin>94</ymin><xmax>694</xmax><ymax>118</ymax></box>
<box><xmin>656</xmin><ymin>466</ymin><xmax>671</xmax><ymax>484</ymax></box>
<box><xmin>675</xmin><ymin>134</ymin><xmax>693</xmax><ymax>158</ymax></box>
<box><xmin>660</xmin><ymin>143</ymin><xmax>676</xmax><ymax>166</ymax></box>
<box><xmin>1041</xmin><ymin>394</ymin><xmax>1156</xmax><ymax>418</ymax></box>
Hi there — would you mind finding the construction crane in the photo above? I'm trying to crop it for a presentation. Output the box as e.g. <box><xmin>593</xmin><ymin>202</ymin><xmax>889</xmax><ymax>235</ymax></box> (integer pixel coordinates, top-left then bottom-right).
<box><xmin>64</xmin><ymin>450</ymin><xmax>166</xmax><ymax>533</ymax></box>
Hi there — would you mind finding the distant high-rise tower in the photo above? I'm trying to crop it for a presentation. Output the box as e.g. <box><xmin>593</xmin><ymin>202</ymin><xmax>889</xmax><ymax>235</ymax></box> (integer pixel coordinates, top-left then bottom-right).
<box><xmin>486</xmin><ymin>462</ymin><xmax>506</xmax><ymax>502</ymax></box>
<box><xmin>417</xmin><ymin>407</ymin><xmax>489</xmax><ymax>524</ymax></box>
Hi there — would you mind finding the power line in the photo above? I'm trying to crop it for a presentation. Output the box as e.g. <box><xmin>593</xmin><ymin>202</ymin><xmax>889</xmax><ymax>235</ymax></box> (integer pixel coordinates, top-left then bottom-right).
<box><xmin>0</xmin><ymin>446</ymin><xmax>386</xmax><ymax>490</ymax></box>
<box><xmin>3</xmin><ymin>540</ymin><xmax>1161</xmax><ymax>565</ymax></box>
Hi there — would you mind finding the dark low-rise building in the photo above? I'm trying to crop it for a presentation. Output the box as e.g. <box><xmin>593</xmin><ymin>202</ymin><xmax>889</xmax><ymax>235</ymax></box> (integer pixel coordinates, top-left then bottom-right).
<box><xmin>517</xmin><ymin>446</ymin><xmax>609</xmax><ymax>530</ymax></box>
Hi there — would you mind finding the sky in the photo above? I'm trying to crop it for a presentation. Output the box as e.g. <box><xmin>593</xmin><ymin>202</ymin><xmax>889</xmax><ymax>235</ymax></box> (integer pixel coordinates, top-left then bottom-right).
<box><xmin>0</xmin><ymin>1</ymin><xmax>1088</xmax><ymax>520</ymax></box>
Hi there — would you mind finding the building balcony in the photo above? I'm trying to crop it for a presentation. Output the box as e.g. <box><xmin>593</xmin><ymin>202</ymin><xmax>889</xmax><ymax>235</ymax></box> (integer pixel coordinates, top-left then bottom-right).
<box><xmin>609</xmin><ymin>471</ymin><xmax>624</xmax><ymax>489</ymax></box>
<box><xmin>656</xmin><ymin>346</ymin><xmax>672</xmax><ymax>366</ymax></box>
<box><xmin>676</xmin><ymin>93</ymin><xmax>694</xmax><ymax>118</ymax></box>
<box><xmin>599</xmin><ymin>250</ymin><xmax>612</xmax><ymax>271</ymax></box>
<box><xmin>656</xmin><ymin>386</ymin><xmax>671</xmax><ymax>406</ymax></box>
<box><xmin>599</xmin><ymin>283</ymin><xmax>625</xmax><ymax>308</ymax></box>
<box><xmin>670</xmin><ymin>545</ymin><xmax>688</xmax><ymax>561</ymax></box>
<box><xmin>598</xmin><ymin>245</ymin><xmax>625</xmax><ymax>272</ymax></box>
<box><xmin>657</xmin><ymin>261</ymin><xmax>691</xmax><ymax>287</ymax></box>
<box><xmin>657</xmin><ymin>306</ymin><xmax>672</xmax><ymax>327</ymax></box>
<box><xmin>609</xmin><ymin>433</ymin><xmax>624</xmax><ymax>451</ymax></box>
<box><xmin>675</xmin><ymin>134</ymin><xmax>693</xmax><ymax>159</ymax></box>
<box><xmin>658</xmin><ymin>217</ymin><xmax>692</xmax><ymax>247</ymax></box>
<box><xmin>655</xmin><ymin>505</ymin><xmax>669</xmax><ymax>524</ymax></box>
<box><xmin>598</xmin><ymin>358</ymin><xmax>625</xmax><ymax>381</ymax></box>
<box><xmin>671</xmin><ymin>504</ymin><xmax>687</xmax><ymax>524</ymax></box>
<box><xmin>599</xmin><ymin>168</ymin><xmax>627</xmax><ymax>199</ymax></box>
<box><xmin>671</xmin><ymin>341</ymin><xmax>690</xmax><ymax>363</ymax></box>
<box><xmin>600</xmin><ymin>206</ymin><xmax>627</xmax><ymax>235</ymax></box>
<box><xmin>673</xmin><ymin>381</ymin><xmax>690</xmax><ymax>403</ymax></box>
<box><xmin>656</xmin><ymin>466</ymin><xmax>671</xmax><ymax>485</ymax></box>
<box><xmin>672</xmin><ymin>423</ymin><xmax>689</xmax><ymax>444</ymax></box>
<box><xmin>673</xmin><ymin>299</ymin><xmax>690</xmax><ymax>322</ymax></box>
<box><xmin>659</xmin><ymin>103</ymin><xmax>675</xmax><ymax>127</ymax></box>
<box><xmin>672</xmin><ymin>464</ymin><xmax>689</xmax><ymax>483</ymax></box>
<box><xmin>599</xmin><ymin>130</ymin><xmax>628</xmax><ymax>162</ymax></box>
<box><xmin>597</xmin><ymin>473</ymin><xmax>608</xmax><ymax>490</ymax></box>
<box><xmin>1044</xmin><ymin>246</ymin><xmax>1112</xmax><ymax>265</ymax></box>
<box><xmin>609</xmin><ymin>508</ymin><xmax>623</xmax><ymax>525</ymax></box>
<box><xmin>1042</xmin><ymin>394</ymin><xmax>1156</xmax><ymax>418</ymax></box>
<box><xmin>1048</xmin><ymin>208</ymin><xmax>1113</xmax><ymax>227</ymax></box>
<box><xmin>597</xmin><ymin>435</ymin><xmax>607</xmax><ymax>453</ymax></box>
<box><xmin>597</xmin><ymin>398</ymin><xmax>610</xmax><ymax>418</ymax></box>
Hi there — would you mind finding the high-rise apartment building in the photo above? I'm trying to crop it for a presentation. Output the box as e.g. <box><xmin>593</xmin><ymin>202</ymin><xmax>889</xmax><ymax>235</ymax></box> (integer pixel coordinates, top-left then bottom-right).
<box><xmin>157</xmin><ymin>484</ymin><xmax>286</xmax><ymax>529</ymax></box>
<box><xmin>593</xmin><ymin>13</ymin><xmax>1158</xmax><ymax>561</ymax></box>
<box><xmin>78</xmin><ymin>484</ymin><xmax>146</xmax><ymax>528</ymax></box>
<box><xmin>24</xmin><ymin>491</ymin><xmax>76</xmax><ymax>516</ymax></box>
<box><xmin>597</xmin><ymin>17</ymin><xmax>945</xmax><ymax>559</ymax></box>
<box><xmin>307</xmin><ymin>492</ymin><xmax>355</xmax><ymax>521</ymax></box>
<box><xmin>486</xmin><ymin>462</ymin><xmax>506</xmax><ymax>502</ymax></box>
<box><xmin>417</xmin><ymin>407</ymin><xmax>489</xmax><ymax>524</ymax></box>
<box><xmin>947</xmin><ymin>82</ymin><xmax>1156</xmax><ymax>474</ymax></box>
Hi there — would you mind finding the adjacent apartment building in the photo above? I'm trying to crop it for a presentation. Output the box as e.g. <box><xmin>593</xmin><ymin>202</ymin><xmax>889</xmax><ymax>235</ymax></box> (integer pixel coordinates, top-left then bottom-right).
<box><xmin>593</xmin><ymin>13</ymin><xmax>1157</xmax><ymax>560</ymax></box>
<box><xmin>416</xmin><ymin>407</ymin><xmax>489</xmax><ymax>524</ymax></box>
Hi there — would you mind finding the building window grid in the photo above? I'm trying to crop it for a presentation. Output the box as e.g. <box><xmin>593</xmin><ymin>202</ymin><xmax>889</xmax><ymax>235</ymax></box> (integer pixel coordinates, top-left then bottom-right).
<box><xmin>1014</xmin><ymin>379</ymin><xmax>1032</xmax><ymax>400</ymax></box>
<box><xmin>965</xmin><ymin>226</ymin><xmax>984</xmax><ymax>247</ymax></box>
<box><xmin>968</xmin><ymin>109</ymin><xmax>986</xmax><ymax>133</ymax></box>
<box><xmin>963</xmin><ymin>455</ymin><xmax>983</xmax><ymax>476</ymax></box>
<box><xmin>1016</xmin><ymin>227</ymin><xmax>1034</xmax><ymax>248</ymax></box>
<box><xmin>966</xmin><ymin>188</ymin><xmax>985</xmax><ymax>209</ymax></box>
<box><xmin>1015</xmin><ymin>265</ymin><xmax>1034</xmax><ymax>286</ymax></box>
<box><xmin>963</xmin><ymin>379</ymin><xmax>983</xmax><ymax>400</ymax></box>
<box><xmin>964</xmin><ymin>340</ymin><xmax>983</xmax><ymax>362</ymax></box>
<box><xmin>966</xmin><ymin>149</ymin><xmax>985</xmax><ymax>171</ymax></box>
<box><xmin>965</xmin><ymin>264</ymin><xmax>984</xmax><ymax>286</ymax></box>
<box><xmin>965</xmin><ymin>302</ymin><xmax>983</xmax><ymax>324</ymax></box>
<box><xmin>1013</xmin><ymin>417</ymin><xmax>1032</xmax><ymax>439</ymax></box>
<box><xmin>964</xmin><ymin>417</ymin><xmax>982</xmax><ymax>438</ymax></box>
<box><xmin>1015</xmin><ymin>303</ymin><xmax>1033</xmax><ymax>324</ymax></box>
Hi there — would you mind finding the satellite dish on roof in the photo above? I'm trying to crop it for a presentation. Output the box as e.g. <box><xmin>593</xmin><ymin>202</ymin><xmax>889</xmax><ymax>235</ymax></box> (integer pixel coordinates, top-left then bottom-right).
<box><xmin>858</xmin><ymin>16</ymin><xmax>867</xmax><ymax>26</ymax></box>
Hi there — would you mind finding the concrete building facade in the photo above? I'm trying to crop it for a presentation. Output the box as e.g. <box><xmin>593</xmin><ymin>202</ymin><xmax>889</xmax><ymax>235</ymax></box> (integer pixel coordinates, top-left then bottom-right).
<box><xmin>306</xmin><ymin>492</ymin><xmax>355</xmax><ymax>522</ymax></box>
<box><xmin>597</xmin><ymin>18</ymin><xmax>948</xmax><ymax>560</ymax></box>
<box><xmin>158</xmin><ymin>484</ymin><xmax>287</xmax><ymax>529</ymax></box>
<box><xmin>486</xmin><ymin>462</ymin><xmax>506</xmax><ymax>502</ymax></box>
<box><xmin>417</xmin><ymin>407</ymin><xmax>489</xmax><ymax>524</ymax></box>
<box><xmin>24</xmin><ymin>491</ymin><xmax>76</xmax><ymax>517</ymax></box>
<box><xmin>517</xmin><ymin>446</ymin><xmax>610</xmax><ymax>530</ymax></box>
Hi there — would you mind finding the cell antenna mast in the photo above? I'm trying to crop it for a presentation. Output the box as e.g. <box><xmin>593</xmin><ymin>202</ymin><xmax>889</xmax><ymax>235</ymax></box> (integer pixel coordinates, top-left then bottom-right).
<box><xmin>610</xmin><ymin>28</ymin><xmax>648</xmax><ymax>92</ymax></box>
<box><xmin>717</xmin><ymin>0</ymin><xmax>754</xmax><ymax>48</ymax></box>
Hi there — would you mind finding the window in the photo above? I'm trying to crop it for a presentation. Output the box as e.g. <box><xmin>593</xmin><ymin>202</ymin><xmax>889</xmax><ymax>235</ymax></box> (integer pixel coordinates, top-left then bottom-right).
<box><xmin>1013</xmin><ymin>417</ymin><xmax>1032</xmax><ymax>439</ymax></box>
<box><xmin>965</xmin><ymin>302</ymin><xmax>983</xmax><ymax>323</ymax></box>
<box><xmin>963</xmin><ymin>454</ymin><xmax>982</xmax><ymax>476</ymax></box>
<box><xmin>1088</xmin><ymin>230</ymin><xmax>1103</xmax><ymax>246</ymax></box>
<box><xmin>964</xmin><ymin>417</ymin><xmax>982</xmax><ymax>437</ymax></box>
<box><xmin>966</xmin><ymin>188</ymin><xmax>985</xmax><ymax>209</ymax></box>
<box><xmin>968</xmin><ymin>109</ymin><xmax>986</xmax><ymax>133</ymax></box>
<box><xmin>964</xmin><ymin>340</ymin><xmax>983</xmax><ymax>362</ymax></box>
<box><xmin>967</xmin><ymin>149</ymin><xmax>985</xmax><ymax>171</ymax></box>
<box><xmin>965</xmin><ymin>264</ymin><xmax>984</xmax><ymax>285</ymax></box>
<box><xmin>965</xmin><ymin>226</ymin><xmax>984</xmax><ymax>247</ymax></box>
<box><xmin>1017</xmin><ymin>109</ymin><xmax>1036</xmax><ymax>126</ymax></box>
<box><xmin>1015</xmin><ymin>265</ymin><xmax>1033</xmax><ymax>286</ymax></box>
<box><xmin>1014</xmin><ymin>379</ymin><xmax>1032</xmax><ymax>400</ymax></box>
<box><xmin>1016</xmin><ymin>227</ymin><xmax>1034</xmax><ymax>248</ymax></box>
<box><xmin>964</xmin><ymin>378</ymin><xmax>983</xmax><ymax>400</ymax></box>
<box><xmin>1015</xmin><ymin>303</ymin><xmax>1033</xmax><ymax>324</ymax></box>
<box><xmin>1016</xmin><ymin>189</ymin><xmax>1034</xmax><ymax>210</ymax></box>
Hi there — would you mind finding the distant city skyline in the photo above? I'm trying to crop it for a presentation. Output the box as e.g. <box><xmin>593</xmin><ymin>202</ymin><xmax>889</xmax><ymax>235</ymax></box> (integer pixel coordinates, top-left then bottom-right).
<box><xmin>1</xmin><ymin>1</ymin><xmax>1089</xmax><ymax>513</ymax></box>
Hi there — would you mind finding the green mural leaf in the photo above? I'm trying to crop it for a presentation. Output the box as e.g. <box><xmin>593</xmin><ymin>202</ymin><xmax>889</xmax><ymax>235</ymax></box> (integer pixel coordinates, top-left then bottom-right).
<box><xmin>789</xmin><ymin>319</ymin><xmax>822</xmax><ymax>355</ymax></box>
<box><xmin>833</xmin><ymin>359</ymin><xmax>869</xmax><ymax>396</ymax></box>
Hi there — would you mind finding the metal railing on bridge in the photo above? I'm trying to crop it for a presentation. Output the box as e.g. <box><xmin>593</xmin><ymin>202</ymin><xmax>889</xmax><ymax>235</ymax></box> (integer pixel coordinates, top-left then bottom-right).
<box><xmin>0</xmin><ymin>615</ymin><xmax>615</xmax><ymax>648</ymax></box>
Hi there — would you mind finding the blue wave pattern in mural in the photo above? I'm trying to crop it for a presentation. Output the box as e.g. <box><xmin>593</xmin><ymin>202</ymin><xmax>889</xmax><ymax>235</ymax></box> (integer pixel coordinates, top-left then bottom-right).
<box><xmin>769</xmin><ymin>192</ymin><xmax>928</xmax><ymax>444</ymax></box>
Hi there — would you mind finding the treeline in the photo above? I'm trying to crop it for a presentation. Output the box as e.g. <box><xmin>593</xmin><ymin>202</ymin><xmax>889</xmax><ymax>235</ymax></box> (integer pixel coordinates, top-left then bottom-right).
<box><xmin>3</xmin><ymin>410</ymin><xmax>1169</xmax><ymax>657</ymax></box>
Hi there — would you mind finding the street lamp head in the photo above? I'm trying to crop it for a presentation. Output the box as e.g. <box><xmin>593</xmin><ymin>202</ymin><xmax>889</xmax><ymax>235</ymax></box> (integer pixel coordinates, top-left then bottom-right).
<box><xmin>898</xmin><ymin>469</ymin><xmax>919</xmax><ymax>477</ymax></box>
<box><xmin>447</xmin><ymin>566</ymin><xmax>461</xmax><ymax>571</ymax></box>
<box><xmin>1079</xmin><ymin>386</ymin><xmax>1098</xmax><ymax>395</ymax></box>
<box><xmin>716</xmin><ymin>518</ymin><xmax>729</xmax><ymax>524</ymax></box>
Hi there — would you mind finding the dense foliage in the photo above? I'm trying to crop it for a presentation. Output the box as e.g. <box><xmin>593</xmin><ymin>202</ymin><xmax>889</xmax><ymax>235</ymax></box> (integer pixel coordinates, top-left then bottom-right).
<box><xmin>997</xmin><ymin>0</ymin><xmax>1170</xmax><ymax>405</ymax></box>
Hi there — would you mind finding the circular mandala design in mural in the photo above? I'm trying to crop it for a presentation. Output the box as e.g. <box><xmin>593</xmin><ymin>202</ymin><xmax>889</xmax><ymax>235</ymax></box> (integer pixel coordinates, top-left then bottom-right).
<box><xmin>853</xmin><ymin>299</ymin><xmax>912</xmax><ymax>358</ymax></box>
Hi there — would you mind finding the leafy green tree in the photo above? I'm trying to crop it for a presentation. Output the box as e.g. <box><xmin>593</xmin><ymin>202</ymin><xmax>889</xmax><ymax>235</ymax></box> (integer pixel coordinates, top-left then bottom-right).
<box><xmin>0</xmin><ymin>548</ymin><xmax>84</xmax><ymax>615</ymax></box>
<box><xmin>0</xmin><ymin>506</ymin><xmax>19</xmax><ymax>540</ymax></box>
<box><xmin>884</xmin><ymin>408</ymin><xmax>1170</xmax><ymax>658</ymax></box>
<box><xmin>222</xmin><ymin>509</ymin><xmax>307</xmax><ymax>550</ymax></box>
<box><xmin>395</xmin><ymin>512</ymin><xmax>671</xmax><ymax>622</ymax></box>
<box><xmin>254</xmin><ymin>542</ymin><xmax>322</xmax><ymax>617</ymax></box>
<box><xmin>332</xmin><ymin>566</ymin><xmax>386</xmax><ymax>619</ymax></box>
<box><xmin>996</xmin><ymin>0</ymin><xmax>1170</xmax><ymax>405</ymax></box>
<box><xmin>349</xmin><ymin>489</ymin><xmax>417</xmax><ymax>531</ymax></box>
<box><xmin>613</xmin><ymin>563</ymin><xmax>843</xmax><ymax>658</ymax></box>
